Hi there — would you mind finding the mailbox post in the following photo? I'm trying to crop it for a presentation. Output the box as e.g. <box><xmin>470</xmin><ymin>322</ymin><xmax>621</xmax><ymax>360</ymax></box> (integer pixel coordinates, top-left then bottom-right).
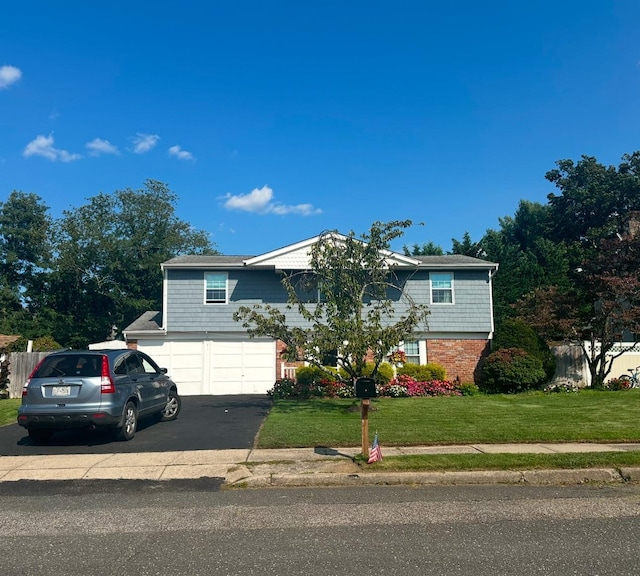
<box><xmin>354</xmin><ymin>377</ymin><xmax>376</xmax><ymax>457</ymax></box>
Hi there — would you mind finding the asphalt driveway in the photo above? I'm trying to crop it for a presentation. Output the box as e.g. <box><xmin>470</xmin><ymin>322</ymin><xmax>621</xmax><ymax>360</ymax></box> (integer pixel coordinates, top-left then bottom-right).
<box><xmin>0</xmin><ymin>395</ymin><xmax>271</xmax><ymax>456</ymax></box>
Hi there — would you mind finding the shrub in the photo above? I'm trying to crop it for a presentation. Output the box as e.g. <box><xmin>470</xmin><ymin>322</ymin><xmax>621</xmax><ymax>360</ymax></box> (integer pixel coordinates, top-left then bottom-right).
<box><xmin>296</xmin><ymin>365</ymin><xmax>334</xmax><ymax>387</ymax></box>
<box><xmin>338</xmin><ymin>362</ymin><xmax>394</xmax><ymax>386</ymax></box>
<box><xmin>604</xmin><ymin>377</ymin><xmax>632</xmax><ymax>391</ymax></box>
<box><xmin>544</xmin><ymin>380</ymin><xmax>580</xmax><ymax>393</ymax></box>
<box><xmin>267</xmin><ymin>378</ymin><xmax>297</xmax><ymax>399</ymax></box>
<box><xmin>458</xmin><ymin>382</ymin><xmax>480</xmax><ymax>396</ymax></box>
<box><xmin>397</xmin><ymin>362</ymin><xmax>446</xmax><ymax>381</ymax></box>
<box><xmin>479</xmin><ymin>347</ymin><xmax>546</xmax><ymax>394</ymax></box>
<box><xmin>493</xmin><ymin>318</ymin><xmax>556</xmax><ymax>382</ymax></box>
<box><xmin>32</xmin><ymin>336</ymin><xmax>63</xmax><ymax>351</ymax></box>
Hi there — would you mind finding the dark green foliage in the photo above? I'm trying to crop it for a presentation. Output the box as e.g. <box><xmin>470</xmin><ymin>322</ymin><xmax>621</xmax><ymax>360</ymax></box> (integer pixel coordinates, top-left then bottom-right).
<box><xmin>397</xmin><ymin>362</ymin><xmax>446</xmax><ymax>381</ymax></box>
<box><xmin>480</xmin><ymin>347</ymin><xmax>546</xmax><ymax>394</ymax></box>
<box><xmin>403</xmin><ymin>241</ymin><xmax>443</xmax><ymax>256</ymax></box>
<box><xmin>0</xmin><ymin>356</ymin><xmax>9</xmax><ymax>398</ymax></box>
<box><xmin>493</xmin><ymin>318</ymin><xmax>556</xmax><ymax>382</ymax></box>
<box><xmin>4</xmin><ymin>336</ymin><xmax>62</xmax><ymax>353</ymax></box>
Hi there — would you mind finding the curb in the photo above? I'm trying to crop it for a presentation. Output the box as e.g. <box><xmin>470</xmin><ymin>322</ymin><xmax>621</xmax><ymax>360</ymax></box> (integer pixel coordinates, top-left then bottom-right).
<box><xmin>229</xmin><ymin>466</ymin><xmax>640</xmax><ymax>488</ymax></box>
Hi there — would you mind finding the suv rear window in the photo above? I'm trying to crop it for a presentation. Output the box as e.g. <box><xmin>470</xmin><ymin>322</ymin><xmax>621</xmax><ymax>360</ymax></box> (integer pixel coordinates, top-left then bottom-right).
<box><xmin>32</xmin><ymin>355</ymin><xmax>103</xmax><ymax>378</ymax></box>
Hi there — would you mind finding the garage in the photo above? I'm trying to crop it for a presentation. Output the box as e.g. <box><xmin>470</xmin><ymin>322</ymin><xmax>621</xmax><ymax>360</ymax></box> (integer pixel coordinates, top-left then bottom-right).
<box><xmin>135</xmin><ymin>339</ymin><xmax>276</xmax><ymax>396</ymax></box>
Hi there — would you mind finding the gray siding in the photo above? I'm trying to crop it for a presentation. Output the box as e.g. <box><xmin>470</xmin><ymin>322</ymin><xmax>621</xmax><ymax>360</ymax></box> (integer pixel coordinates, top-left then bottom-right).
<box><xmin>165</xmin><ymin>268</ymin><xmax>493</xmax><ymax>334</ymax></box>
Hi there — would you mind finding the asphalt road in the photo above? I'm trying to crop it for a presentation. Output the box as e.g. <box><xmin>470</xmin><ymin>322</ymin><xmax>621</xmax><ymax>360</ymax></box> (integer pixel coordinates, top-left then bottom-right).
<box><xmin>3</xmin><ymin>483</ymin><xmax>640</xmax><ymax>576</ymax></box>
<box><xmin>0</xmin><ymin>395</ymin><xmax>271</xmax><ymax>456</ymax></box>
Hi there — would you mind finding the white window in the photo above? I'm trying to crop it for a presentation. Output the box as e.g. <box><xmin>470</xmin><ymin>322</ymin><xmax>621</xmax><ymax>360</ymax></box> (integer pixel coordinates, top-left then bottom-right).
<box><xmin>430</xmin><ymin>272</ymin><xmax>454</xmax><ymax>304</ymax></box>
<box><xmin>403</xmin><ymin>341</ymin><xmax>420</xmax><ymax>364</ymax></box>
<box><xmin>205</xmin><ymin>272</ymin><xmax>228</xmax><ymax>304</ymax></box>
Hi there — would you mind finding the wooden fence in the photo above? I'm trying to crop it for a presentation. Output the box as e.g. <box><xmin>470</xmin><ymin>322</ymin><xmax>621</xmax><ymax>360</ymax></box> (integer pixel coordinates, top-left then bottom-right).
<box><xmin>6</xmin><ymin>352</ymin><xmax>50</xmax><ymax>398</ymax></box>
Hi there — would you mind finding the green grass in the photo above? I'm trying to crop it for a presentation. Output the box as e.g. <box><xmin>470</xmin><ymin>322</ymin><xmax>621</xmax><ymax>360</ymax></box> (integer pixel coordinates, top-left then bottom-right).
<box><xmin>0</xmin><ymin>398</ymin><xmax>20</xmax><ymax>427</ymax></box>
<box><xmin>360</xmin><ymin>451</ymin><xmax>640</xmax><ymax>473</ymax></box>
<box><xmin>257</xmin><ymin>390</ymin><xmax>640</xmax><ymax>448</ymax></box>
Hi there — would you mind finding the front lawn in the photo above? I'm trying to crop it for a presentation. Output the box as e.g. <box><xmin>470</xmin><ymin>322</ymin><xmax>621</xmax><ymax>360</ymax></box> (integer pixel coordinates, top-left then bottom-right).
<box><xmin>0</xmin><ymin>398</ymin><xmax>20</xmax><ymax>427</ymax></box>
<box><xmin>257</xmin><ymin>390</ymin><xmax>640</xmax><ymax>448</ymax></box>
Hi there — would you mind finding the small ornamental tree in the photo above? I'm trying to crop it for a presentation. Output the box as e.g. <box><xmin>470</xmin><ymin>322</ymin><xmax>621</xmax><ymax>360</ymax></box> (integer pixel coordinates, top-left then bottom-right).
<box><xmin>234</xmin><ymin>220</ymin><xmax>430</xmax><ymax>382</ymax></box>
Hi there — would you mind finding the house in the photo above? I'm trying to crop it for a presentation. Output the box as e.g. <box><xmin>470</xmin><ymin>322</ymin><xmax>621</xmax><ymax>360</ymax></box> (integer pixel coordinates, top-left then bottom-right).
<box><xmin>124</xmin><ymin>235</ymin><xmax>499</xmax><ymax>395</ymax></box>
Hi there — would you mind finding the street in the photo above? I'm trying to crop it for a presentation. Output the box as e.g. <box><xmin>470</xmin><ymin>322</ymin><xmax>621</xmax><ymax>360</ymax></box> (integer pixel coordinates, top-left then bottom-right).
<box><xmin>3</xmin><ymin>482</ymin><xmax>640</xmax><ymax>575</ymax></box>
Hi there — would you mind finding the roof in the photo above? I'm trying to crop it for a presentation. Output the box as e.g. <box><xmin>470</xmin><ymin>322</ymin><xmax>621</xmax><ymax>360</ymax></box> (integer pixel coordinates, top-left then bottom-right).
<box><xmin>162</xmin><ymin>237</ymin><xmax>498</xmax><ymax>271</ymax></box>
<box><xmin>0</xmin><ymin>334</ymin><xmax>20</xmax><ymax>349</ymax></box>
<box><xmin>124</xmin><ymin>311</ymin><xmax>163</xmax><ymax>333</ymax></box>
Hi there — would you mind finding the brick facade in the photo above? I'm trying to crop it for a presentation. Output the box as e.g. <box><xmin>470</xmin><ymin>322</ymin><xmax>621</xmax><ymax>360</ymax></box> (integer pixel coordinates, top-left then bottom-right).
<box><xmin>277</xmin><ymin>338</ymin><xmax>491</xmax><ymax>384</ymax></box>
<box><xmin>426</xmin><ymin>339</ymin><xmax>490</xmax><ymax>384</ymax></box>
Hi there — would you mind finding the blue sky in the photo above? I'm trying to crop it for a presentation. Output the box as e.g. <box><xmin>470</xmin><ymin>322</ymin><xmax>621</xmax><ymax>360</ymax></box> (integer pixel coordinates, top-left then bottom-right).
<box><xmin>1</xmin><ymin>1</ymin><xmax>639</xmax><ymax>256</ymax></box>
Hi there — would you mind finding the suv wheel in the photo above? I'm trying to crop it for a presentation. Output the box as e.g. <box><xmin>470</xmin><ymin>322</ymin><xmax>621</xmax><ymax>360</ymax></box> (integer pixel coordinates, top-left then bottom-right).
<box><xmin>28</xmin><ymin>429</ymin><xmax>54</xmax><ymax>443</ymax></box>
<box><xmin>116</xmin><ymin>401</ymin><xmax>138</xmax><ymax>441</ymax></box>
<box><xmin>158</xmin><ymin>390</ymin><xmax>181</xmax><ymax>422</ymax></box>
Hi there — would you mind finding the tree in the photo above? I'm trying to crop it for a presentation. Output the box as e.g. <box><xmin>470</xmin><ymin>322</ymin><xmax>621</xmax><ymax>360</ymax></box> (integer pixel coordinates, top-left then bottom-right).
<box><xmin>46</xmin><ymin>180</ymin><xmax>216</xmax><ymax>347</ymax></box>
<box><xmin>517</xmin><ymin>231</ymin><xmax>640</xmax><ymax>387</ymax></box>
<box><xmin>450</xmin><ymin>231</ymin><xmax>483</xmax><ymax>258</ymax></box>
<box><xmin>546</xmin><ymin>152</ymin><xmax>640</xmax><ymax>247</ymax></box>
<box><xmin>477</xmin><ymin>200</ymin><xmax>571</xmax><ymax>325</ymax></box>
<box><xmin>403</xmin><ymin>241</ymin><xmax>443</xmax><ymax>256</ymax></box>
<box><xmin>0</xmin><ymin>191</ymin><xmax>52</xmax><ymax>336</ymax></box>
<box><xmin>504</xmin><ymin>152</ymin><xmax>640</xmax><ymax>386</ymax></box>
<box><xmin>234</xmin><ymin>220</ymin><xmax>430</xmax><ymax>381</ymax></box>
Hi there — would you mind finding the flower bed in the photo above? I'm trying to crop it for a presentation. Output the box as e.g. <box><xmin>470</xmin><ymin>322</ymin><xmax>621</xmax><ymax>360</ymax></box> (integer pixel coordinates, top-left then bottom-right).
<box><xmin>268</xmin><ymin>374</ymin><xmax>466</xmax><ymax>399</ymax></box>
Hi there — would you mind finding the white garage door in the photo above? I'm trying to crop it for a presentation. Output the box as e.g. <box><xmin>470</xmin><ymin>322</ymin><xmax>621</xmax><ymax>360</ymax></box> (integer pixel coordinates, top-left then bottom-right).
<box><xmin>135</xmin><ymin>339</ymin><xmax>276</xmax><ymax>396</ymax></box>
<box><xmin>209</xmin><ymin>340</ymin><xmax>276</xmax><ymax>395</ymax></box>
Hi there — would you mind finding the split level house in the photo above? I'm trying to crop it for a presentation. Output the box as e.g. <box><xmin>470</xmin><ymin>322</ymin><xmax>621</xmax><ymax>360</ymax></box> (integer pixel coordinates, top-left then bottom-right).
<box><xmin>124</xmin><ymin>234</ymin><xmax>499</xmax><ymax>395</ymax></box>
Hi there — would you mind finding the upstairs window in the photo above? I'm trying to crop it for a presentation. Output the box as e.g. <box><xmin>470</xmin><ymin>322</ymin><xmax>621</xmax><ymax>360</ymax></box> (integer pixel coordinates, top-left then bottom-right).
<box><xmin>205</xmin><ymin>272</ymin><xmax>228</xmax><ymax>304</ymax></box>
<box><xmin>430</xmin><ymin>272</ymin><xmax>454</xmax><ymax>304</ymax></box>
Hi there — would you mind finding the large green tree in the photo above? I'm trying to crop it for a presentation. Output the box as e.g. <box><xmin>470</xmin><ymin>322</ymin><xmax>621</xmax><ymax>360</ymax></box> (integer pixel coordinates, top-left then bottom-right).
<box><xmin>234</xmin><ymin>220</ymin><xmax>430</xmax><ymax>381</ymax></box>
<box><xmin>513</xmin><ymin>152</ymin><xmax>640</xmax><ymax>385</ymax></box>
<box><xmin>0</xmin><ymin>191</ymin><xmax>52</xmax><ymax>336</ymax></box>
<box><xmin>46</xmin><ymin>180</ymin><xmax>216</xmax><ymax>347</ymax></box>
<box><xmin>546</xmin><ymin>152</ymin><xmax>640</xmax><ymax>247</ymax></box>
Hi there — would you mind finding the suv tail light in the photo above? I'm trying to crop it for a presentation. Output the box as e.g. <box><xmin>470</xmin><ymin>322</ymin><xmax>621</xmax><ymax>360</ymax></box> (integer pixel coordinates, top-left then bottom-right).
<box><xmin>100</xmin><ymin>355</ymin><xmax>116</xmax><ymax>394</ymax></box>
<box><xmin>22</xmin><ymin>357</ymin><xmax>47</xmax><ymax>397</ymax></box>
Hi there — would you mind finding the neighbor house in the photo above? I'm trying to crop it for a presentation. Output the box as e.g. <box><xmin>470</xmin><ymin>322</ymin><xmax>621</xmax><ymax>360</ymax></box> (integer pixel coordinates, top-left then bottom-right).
<box><xmin>124</xmin><ymin>235</ymin><xmax>499</xmax><ymax>395</ymax></box>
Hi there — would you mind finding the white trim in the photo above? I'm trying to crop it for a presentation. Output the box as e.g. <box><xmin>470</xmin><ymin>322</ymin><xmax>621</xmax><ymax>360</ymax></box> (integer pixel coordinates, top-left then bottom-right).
<box><xmin>430</xmin><ymin>271</ymin><xmax>455</xmax><ymax>305</ymax></box>
<box><xmin>243</xmin><ymin>232</ymin><xmax>422</xmax><ymax>269</ymax></box>
<box><xmin>162</xmin><ymin>267</ymin><xmax>168</xmax><ymax>330</ymax></box>
<box><xmin>204</xmin><ymin>271</ymin><xmax>228</xmax><ymax>304</ymax></box>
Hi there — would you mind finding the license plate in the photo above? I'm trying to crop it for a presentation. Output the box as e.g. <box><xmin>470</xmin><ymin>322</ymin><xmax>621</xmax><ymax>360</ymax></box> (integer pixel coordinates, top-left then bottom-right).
<box><xmin>52</xmin><ymin>386</ymin><xmax>71</xmax><ymax>397</ymax></box>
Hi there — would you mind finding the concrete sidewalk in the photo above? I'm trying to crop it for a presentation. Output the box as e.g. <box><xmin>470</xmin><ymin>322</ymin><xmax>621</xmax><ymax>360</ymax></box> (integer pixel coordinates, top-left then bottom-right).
<box><xmin>2</xmin><ymin>443</ymin><xmax>640</xmax><ymax>487</ymax></box>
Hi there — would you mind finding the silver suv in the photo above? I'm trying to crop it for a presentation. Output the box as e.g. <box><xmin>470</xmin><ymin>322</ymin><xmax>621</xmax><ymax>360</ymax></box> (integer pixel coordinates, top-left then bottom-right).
<box><xmin>17</xmin><ymin>349</ymin><xmax>181</xmax><ymax>443</ymax></box>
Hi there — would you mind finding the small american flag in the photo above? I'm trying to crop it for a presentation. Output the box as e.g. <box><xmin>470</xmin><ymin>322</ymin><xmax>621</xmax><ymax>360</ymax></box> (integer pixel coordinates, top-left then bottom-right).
<box><xmin>367</xmin><ymin>432</ymin><xmax>383</xmax><ymax>464</ymax></box>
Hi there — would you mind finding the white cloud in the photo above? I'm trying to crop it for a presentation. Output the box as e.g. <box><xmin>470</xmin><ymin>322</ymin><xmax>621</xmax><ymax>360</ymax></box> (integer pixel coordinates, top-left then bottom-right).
<box><xmin>131</xmin><ymin>133</ymin><xmax>160</xmax><ymax>154</ymax></box>
<box><xmin>86</xmin><ymin>138</ymin><xmax>120</xmax><ymax>156</ymax></box>
<box><xmin>221</xmin><ymin>185</ymin><xmax>322</xmax><ymax>216</ymax></box>
<box><xmin>0</xmin><ymin>65</ymin><xmax>22</xmax><ymax>89</ymax></box>
<box><xmin>168</xmin><ymin>145</ymin><xmax>194</xmax><ymax>161</ymax></box>
<box><xmin>23</xmin><ymin>134</ymin><xmax>81</xmax><ymax>162</ymax></box>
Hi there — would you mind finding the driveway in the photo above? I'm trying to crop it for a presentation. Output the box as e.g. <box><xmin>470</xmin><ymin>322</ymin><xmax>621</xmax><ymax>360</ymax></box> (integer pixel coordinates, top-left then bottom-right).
<box><xmin>0</xmin><ymin>395</ymin><xmax>271</xmax><ymax>456</ymax></box>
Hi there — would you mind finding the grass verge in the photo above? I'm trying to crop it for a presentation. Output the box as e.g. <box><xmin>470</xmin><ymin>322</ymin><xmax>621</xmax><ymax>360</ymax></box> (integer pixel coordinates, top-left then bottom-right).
<box><xmin>358</xmin><ymin>451</ymin><xmax>640</xmax><ymax>472</ymax></box>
